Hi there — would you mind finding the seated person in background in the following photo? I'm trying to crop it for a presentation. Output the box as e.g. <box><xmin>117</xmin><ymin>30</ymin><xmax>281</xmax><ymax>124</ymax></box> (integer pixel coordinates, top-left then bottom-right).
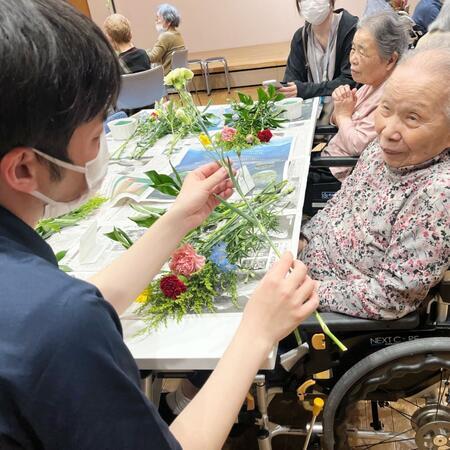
<box><xmin>303</xmin><ymin>11</ymin><xmax>411</xmax><ymax>214</ymax></box>
<box><xmin>412</xmin><ymin>0</ymin><xmax>443</xmax><ymax>34</ymax></box>
<box><xmin>363</xmin><ymin>0</ymin><xmax>393</xmax><ymax>17</ymax></box>
<box><xmin>389</xmin><ymin>0</ymin><xmax>409</xmax><ymax>12</ymax></box>
<box><xmin>299</xmin><ymin>44</ymin><xmax>450</xmax><ymax>320</ymax></box>
<box><xmin>104</xmin><ymin>14</ymin><xmax>151</xmax><ymax>74</ymax></box>
<box><xmin>280</xmin><ymin>0</ymin><xmax>358</xmax><ymax>100</ymax></box>
<box><xmin>148</xmin><ymin>3</ymin><xmax>185</xmax><ymax>75</ymax></box>
<box><xmin>416</xmin><ymin>0</ymin><xmax>449</xmax><ymax>47</ymax></box>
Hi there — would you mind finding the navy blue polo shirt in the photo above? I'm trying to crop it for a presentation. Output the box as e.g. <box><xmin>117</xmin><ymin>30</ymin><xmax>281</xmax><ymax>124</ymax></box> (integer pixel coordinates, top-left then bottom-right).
<box><xmin>0</xmin><ymin>206</ymin><xmax>181</xmax><ymax>450</ymax></box>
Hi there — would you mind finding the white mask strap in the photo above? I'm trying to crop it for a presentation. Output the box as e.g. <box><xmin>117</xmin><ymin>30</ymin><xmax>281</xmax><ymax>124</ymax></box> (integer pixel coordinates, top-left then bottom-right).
<box><xmin>32</xmin><ymin>148</ymin><xmax>86</xmax><ymax>174</ymax></box>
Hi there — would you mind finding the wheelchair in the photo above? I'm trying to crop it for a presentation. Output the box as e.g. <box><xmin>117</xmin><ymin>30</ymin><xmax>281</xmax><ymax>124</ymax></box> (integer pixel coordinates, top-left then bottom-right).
<box><xmin>305</xmin><ymin>124</ymin><xmax>359</xmax><ymax>217</ymax></box>
<box><xmin>242</xmin><ymin>271</ymin><xmax>450</xmax><ymax>450</ymax></box>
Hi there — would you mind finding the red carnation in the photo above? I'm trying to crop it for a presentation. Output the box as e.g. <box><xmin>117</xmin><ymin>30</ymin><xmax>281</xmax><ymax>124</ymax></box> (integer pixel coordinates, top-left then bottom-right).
<box><xmin>160</xmin><ymin>275</ymin><xmax>187</xmax><ymax>299</ymax></box>
<box><xmin>257</xmin><ymin>129</ymin><xmax>273</xmax><ymax>143</ymax></box>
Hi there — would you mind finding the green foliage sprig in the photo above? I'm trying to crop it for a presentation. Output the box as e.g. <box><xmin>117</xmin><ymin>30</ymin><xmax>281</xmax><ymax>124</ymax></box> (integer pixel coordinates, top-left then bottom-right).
<box><xmin>134</xmin><ymin>262</ymin><xmax>238</xmax><ymax>332</ymax></box>
<box><xmin>223</xmin><ymin>85</ymin><xmax>286</xmax><ymax>136</ymax></box>
<box><xmin>112</xmin><ymin>99</ymin><xmax>218</xmax><ymax>160</ymax></box>
<box><xmin>36</xmin><ymin>196</ymin><xmax>107</xmax><ymax>240</ymax></box>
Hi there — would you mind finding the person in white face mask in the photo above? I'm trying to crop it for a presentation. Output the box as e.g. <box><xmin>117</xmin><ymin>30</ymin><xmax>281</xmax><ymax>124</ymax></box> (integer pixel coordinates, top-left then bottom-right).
<box><xmin>281</xmin><ymin>0</ymin><xmax>358</xmax><ymax>105</ymax></box>
<box><xmin>147</xmin><ymin>3</ymin><xmax>185</xmax><ymax>76</ymax></box>
<box><xmin>0</xmin><ymin>1</ymin><xmax>319</xmax><ymax>449</ymax></box>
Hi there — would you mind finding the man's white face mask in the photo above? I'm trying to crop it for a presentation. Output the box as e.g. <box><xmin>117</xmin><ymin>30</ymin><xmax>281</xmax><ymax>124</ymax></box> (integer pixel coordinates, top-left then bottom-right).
<box><xmin>301</xmin><ymin>0</ymin><xmax>331</xmax><ymax>25</ymax></box>
<box><xmin>31</xmin><ymin>133</ymin><xmax>109</xmax><ymax>219</ymax></box>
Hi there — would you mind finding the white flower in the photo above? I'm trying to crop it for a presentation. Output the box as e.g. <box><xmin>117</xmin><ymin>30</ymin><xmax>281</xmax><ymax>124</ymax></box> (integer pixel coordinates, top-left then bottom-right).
<box><xmin>164</xmin><ymin>68</ymin><xmax>194</xmax><ymax>90</ymax></box>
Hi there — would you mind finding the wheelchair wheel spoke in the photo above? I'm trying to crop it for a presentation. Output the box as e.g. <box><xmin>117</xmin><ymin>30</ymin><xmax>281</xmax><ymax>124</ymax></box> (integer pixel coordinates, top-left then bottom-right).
<box><xmin>352</xmin><ymin>428</ymin><xmax>415</xmax><ymax>449</ymax></box>
<box><xmin>385</xmin><ymin>402</ymin><xmax>418</xmax><ymax>426</ymax></box>
<box><xmin>435</xmin><ymin>370</ymin><xmax>450</xmax><ymax>421</ymax></box>
<box><xmin>326</xmin><ymin>341</ymin><xmax>450</xmax><ymax>450</ymax></box>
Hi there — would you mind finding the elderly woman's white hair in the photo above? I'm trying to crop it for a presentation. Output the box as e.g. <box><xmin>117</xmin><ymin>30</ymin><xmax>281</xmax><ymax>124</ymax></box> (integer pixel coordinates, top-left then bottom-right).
<box><xmin>402</xmin><ymin>37</ymin><xmax>450</xmax><ymax>120</ymax></box>
<box><xmin>157</xmin><ymin>3</ymin><xmax>181</xmax><ymax>28</ymax></box>
<box><xmin>357</xmin><ymin>11</ymin><xmax>412</xmax><ymax>60</ymax></box>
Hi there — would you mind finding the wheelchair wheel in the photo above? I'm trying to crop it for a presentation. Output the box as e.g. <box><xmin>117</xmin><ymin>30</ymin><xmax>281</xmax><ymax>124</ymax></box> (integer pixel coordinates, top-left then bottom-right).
<box><xmin>322</xmin><ymin>337</ymin><xmax>450</xmax><ymax>449</ymax></box>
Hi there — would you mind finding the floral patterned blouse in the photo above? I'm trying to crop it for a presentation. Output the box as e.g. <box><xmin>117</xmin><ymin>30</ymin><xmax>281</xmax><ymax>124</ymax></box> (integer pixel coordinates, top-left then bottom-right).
<box><xmin>300</xmin><ymin>141</ymin><xmax>450</xmax><ymax>319</ymax></box>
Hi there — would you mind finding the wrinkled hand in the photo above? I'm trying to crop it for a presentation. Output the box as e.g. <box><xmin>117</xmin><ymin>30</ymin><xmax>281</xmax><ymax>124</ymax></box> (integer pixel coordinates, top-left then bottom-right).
<box><xmin>241</xmin><ymin>252</ymin><xmax>319</xmax><ymax>346</ymax></box>
<box><xmin>332</xmin><ymin>85</ymin><xmax>357</xmax><ymax>125</ymax></box>
<box><xmin>169</xmin><ymin>162</ymin><xmax>233</xmax><ymax>231</ymax></box>
<box><xmin>278</xmin><ymin>82</ymin><xmax>298</xmax><ymax>98</ymax></box>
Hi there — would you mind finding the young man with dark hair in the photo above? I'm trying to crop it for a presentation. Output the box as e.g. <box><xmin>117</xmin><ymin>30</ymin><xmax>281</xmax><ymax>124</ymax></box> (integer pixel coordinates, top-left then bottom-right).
<box><xmin>0</xmin><ymin>1</ymin><xmax>318</xmax><ymax>449</ymax></box>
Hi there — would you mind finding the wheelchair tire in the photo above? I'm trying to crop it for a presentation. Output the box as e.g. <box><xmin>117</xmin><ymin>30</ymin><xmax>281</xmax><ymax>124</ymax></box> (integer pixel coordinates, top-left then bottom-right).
<box><xmin>322</xmin><ymin>337</ymin><xmax>450</xmax><ymax>450</ymax></box>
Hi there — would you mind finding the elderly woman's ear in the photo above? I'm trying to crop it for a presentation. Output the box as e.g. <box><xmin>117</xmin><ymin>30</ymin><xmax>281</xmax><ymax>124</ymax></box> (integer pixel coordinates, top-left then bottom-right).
<box><xmin>386</xmin><ymin>51</ymin><xmax>400</xmax><ymax>72</ymax></box>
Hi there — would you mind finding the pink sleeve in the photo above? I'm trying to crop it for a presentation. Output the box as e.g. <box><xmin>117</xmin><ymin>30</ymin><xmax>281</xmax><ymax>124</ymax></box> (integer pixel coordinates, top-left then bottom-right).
<box><xmin>336</xmin><ymin>107</ymin><xmax>379</xmax><ymax>157</ymax></box>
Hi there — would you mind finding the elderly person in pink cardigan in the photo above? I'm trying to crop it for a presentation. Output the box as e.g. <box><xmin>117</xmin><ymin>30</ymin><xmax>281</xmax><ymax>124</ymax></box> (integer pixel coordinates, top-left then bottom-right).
<box><xmin>304</xmin><ymin>12</ymin><xmax>411</xmax><ymax>214</ymax></box>
<box><xmin>299</xmin><ymin>43</ymin><xmax>450</xmax><ymax>321</ymax></box>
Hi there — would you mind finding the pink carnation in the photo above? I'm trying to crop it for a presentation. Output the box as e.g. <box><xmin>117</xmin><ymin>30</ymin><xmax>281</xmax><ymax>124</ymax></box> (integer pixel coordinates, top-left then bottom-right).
<box><xmin>221</xmin><ymin>126</ymin><xmax>237</xmax><ymax>142</ymax></box>
<box><xmin>169</xmin><ymin>244</ymin><xmax>206</xmax><ymax>277</ymax></box>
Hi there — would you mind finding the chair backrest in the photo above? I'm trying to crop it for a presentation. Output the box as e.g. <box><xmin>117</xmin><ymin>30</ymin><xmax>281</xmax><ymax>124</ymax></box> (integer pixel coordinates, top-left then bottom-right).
<box><xmin>116</xmin><ymin>66</ymin><xmax>166</xmax><ymax>110</ymax></box>
<box><xmin>171</xmin><ymin>49</ymin><xmax>189</xmax><ymax>70</ymax></box>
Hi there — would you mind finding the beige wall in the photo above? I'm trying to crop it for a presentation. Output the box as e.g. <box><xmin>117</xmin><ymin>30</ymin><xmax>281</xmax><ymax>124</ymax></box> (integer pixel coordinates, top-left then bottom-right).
<box><xmin>88</xmin><ymin>0</ymin><xmax>419</xmax><ymax>53</ymax></box>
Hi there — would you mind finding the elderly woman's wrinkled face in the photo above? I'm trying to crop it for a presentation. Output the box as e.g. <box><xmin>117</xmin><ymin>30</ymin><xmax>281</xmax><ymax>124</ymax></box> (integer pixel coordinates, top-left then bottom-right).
<box><xmin>375</xmin><ymin>65</ymin><xmax>450</xmax><ymax>168</ymax></box>
<box><xmin>350</xmin><ymin>29</ymin><xmax>398</xmax><ymax>86</ymax></box>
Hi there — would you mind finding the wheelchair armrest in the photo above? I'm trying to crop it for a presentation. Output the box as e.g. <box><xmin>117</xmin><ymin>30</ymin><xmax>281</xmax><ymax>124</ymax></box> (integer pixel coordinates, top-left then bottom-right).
<box><xmin>314</xmin><ymin>124</ymin><xmax>338</xmax><ymax>136</ymax></box>
<box><xmin>300</xmin><ymin>311</ymin><xmax>420</xmax><ymax>333</ymax></box>
<box><xmin>310</xmin><ymin>154</ymin><xmax>359</xmax><ymax>168</ymax></box>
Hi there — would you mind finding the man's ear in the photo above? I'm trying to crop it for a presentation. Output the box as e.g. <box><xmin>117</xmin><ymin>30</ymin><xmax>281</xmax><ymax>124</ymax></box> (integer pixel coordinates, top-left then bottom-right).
<box><xmin>0</xmin><ymin>148</ymin><xmax>41</xmax><ymax>194</ymax></box>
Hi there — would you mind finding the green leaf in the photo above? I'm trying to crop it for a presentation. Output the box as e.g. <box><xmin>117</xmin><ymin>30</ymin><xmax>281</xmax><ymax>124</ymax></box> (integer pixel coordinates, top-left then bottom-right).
<box><xmin>257</xmin><ymin>87</ymin><xmax>269</xmax><ymax>103</ymax></box>
<box><xmin>130</xmin><ymin>215</ymin><xmax>160</xmax><ymax>228</ymax></box>
<box><xmin>169</xmin><ymin>161</ymin><xmax>183</xmax><ymax>188</ymax></box>
<box><xmin>145</xmin><ymin>170</ymin><xmax>180</xmax><ymax>196</ymax></box>
<box><xmin>273</xmin><ymin>93</ymin><xmax>285</xmax><ymax>102</ymax></box>
<box><xmin>238</xmin><ymin>92</ymin><xmax>253</xmax><ymax>106</ymax></box>
<box><xmin>267</xmin><ymin>84</ymin><xmax>276</xmax><ymax>98</ymax></box>
<box><xmin>55</xmin><ymin>250</ymin><xmax>68</xmax><ymax>262</ymax></box>
<box><xmin>105</xmin><ymin>227</ymin><xmax>134</xmax><ymax>249</ymax></box>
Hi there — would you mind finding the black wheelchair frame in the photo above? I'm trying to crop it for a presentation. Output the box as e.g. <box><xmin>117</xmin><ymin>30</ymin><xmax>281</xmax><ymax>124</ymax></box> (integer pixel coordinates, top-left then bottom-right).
<box><xmin>305</xmin><ymin>124</ymin><xmax>360</xmax><ymax>216</ymax></box>
<box><xmin>246</xmin><ymin>272</ymin><xmax>450</xmax><ymax>450</ymax></box>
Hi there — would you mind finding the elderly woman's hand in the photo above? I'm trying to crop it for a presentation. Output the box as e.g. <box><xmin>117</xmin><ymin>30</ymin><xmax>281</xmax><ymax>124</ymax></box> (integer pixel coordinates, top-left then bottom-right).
<box><xmin>332</xmin><ymin>85</ymin><xmax>357</xmax><ymax>127</ymax></box>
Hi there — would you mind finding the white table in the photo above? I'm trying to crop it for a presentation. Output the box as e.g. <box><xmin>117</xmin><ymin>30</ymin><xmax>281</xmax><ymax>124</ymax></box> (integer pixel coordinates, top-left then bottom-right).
<box><xmin>47</xmin><ymin>98</ymin><xmax>319</xmax><ymax>376</ymax></box>
<box><xmin>119</xmin><ymin>98</ymin><xmax>320</xmax><ymax>372</ymax></box>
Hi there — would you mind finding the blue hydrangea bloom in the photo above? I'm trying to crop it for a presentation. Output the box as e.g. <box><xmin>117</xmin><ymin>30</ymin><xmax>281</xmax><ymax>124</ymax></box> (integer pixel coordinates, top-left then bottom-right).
<box><xmin>210</xmin><ymin>243</ymin><xmax>237</xmax><ymax>273</ymax></box>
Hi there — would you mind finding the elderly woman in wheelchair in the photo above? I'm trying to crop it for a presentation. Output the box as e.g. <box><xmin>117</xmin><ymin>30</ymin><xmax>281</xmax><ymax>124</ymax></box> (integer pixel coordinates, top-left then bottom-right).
<box><xmin>304</xmin><ymin>11</ymin><xmax>412</xmax><ymax>216</ymax></box>
<box><xmin>252</xmin><ymin>44</ymin><xmax>450</xmax><ymax>450</ymax></box>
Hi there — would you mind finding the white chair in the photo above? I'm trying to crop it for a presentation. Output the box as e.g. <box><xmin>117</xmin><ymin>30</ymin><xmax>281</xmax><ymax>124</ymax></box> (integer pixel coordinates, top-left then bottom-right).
<box><xmin>116</xmin><ymin>66</ymin><xmax>166</xmax><ymax>110</ymax></box>
<box><xmin>169</xmin><ymin>49</ymin><xmax>201</xmax><ymax>95</ymax></box>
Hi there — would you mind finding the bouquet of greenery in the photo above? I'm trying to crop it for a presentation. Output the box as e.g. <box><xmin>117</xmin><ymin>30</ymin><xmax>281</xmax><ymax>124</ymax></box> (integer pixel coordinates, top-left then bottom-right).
<box><xmin>112</xmin><ymin>83</ymin><xmax>218</xmax><ymax>160</ymax></box>
<box><xmin>206</xmin><ymin>85</ymin><xmax>287</xmax><ymax>154</ymax></box>
<box><xmin>106</xmin><ymin>171</ymin><xmax>292</xmax><ymax>330</ymax></box>
<box><xmin>36</xmin><ymin>196</ymin><xmax>107</xmax><ymax>240</ymax></box>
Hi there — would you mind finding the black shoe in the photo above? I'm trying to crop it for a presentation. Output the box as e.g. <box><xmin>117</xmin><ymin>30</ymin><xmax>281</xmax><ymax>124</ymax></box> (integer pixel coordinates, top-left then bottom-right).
<box><xmin>158</xmin><ymin>392</ymin><xmax>177</xmax><ymax>425</ymax></box>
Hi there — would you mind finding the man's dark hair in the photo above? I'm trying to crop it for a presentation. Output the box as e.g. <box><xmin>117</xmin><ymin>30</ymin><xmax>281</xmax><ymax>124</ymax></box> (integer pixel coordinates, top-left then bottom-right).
<box><xmin>0</xmin><ymin>0</ymin><xmax>121</xmax><ymax>163</ymax></box>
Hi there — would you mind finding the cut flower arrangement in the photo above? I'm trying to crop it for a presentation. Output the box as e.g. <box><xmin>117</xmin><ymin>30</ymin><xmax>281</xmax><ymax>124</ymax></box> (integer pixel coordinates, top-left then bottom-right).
<box><xmin>112</xmin><ymin>68</ymin><xmax>346</xmax><ymax>351</ymax></box>
<box><xmin>112</xmin><ymin>72</ymin><xmax>217</xmax><ymax>160</ymax></box>
<box><xmin>107</xmin><ymin>175</ymin><xmax>292</xmax><ymax>332</ymax></box>
<box><xmin>112</xmin><ymin>69</ymin><xmax>288</xmax><ymax>160</ymax></box>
